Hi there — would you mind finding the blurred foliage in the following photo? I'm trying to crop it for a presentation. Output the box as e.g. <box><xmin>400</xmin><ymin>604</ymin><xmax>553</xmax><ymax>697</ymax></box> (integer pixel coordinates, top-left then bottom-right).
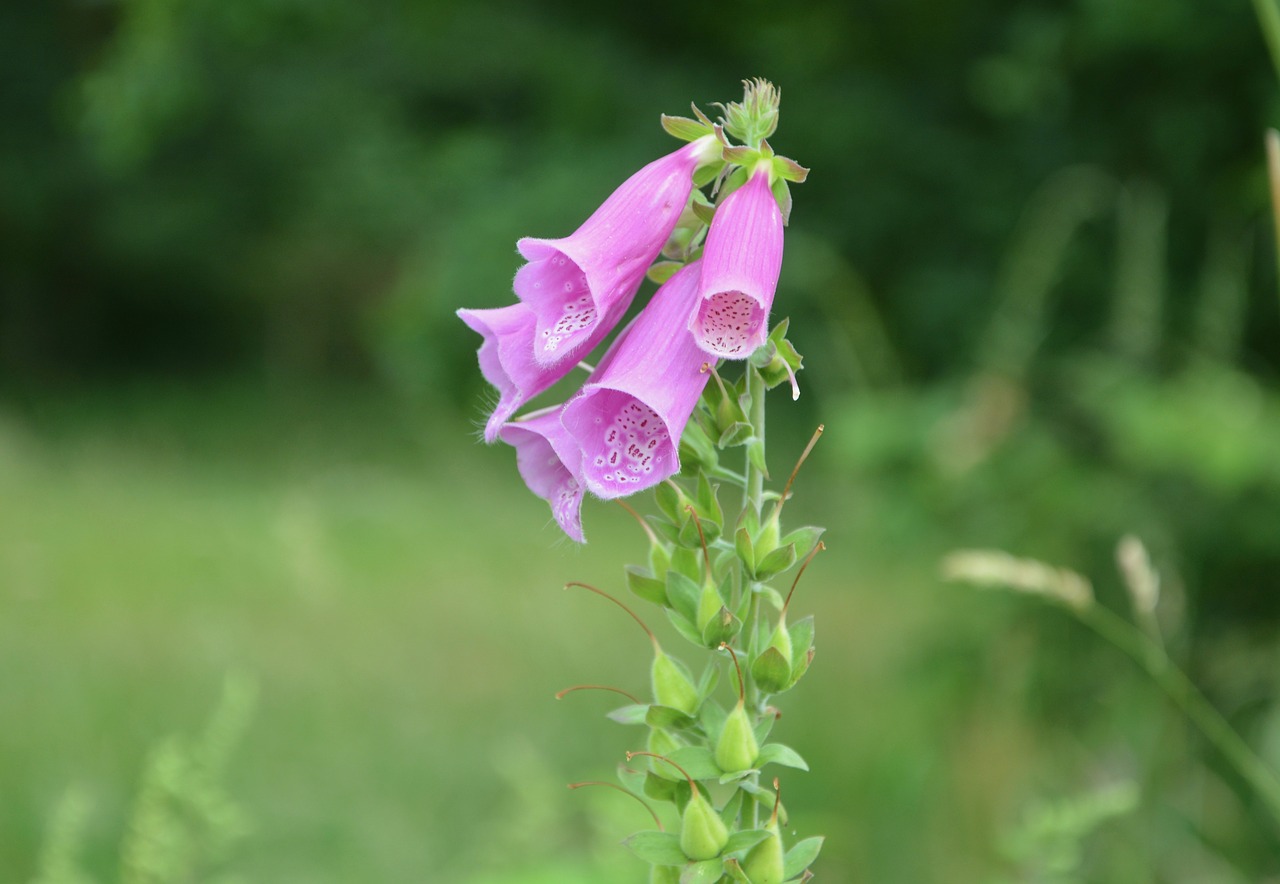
<box><xmin>0</xmin><ymin>0</ymin><xmax>1276</xmax><ymax>392</ymax></box>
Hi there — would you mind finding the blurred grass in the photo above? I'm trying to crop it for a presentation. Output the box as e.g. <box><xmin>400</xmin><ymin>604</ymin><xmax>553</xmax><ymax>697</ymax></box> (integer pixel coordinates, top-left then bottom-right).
<box><xmin>0</xmin><ymin>382</ymin><xmax>1276</xmax><ymax>882</ymax></box>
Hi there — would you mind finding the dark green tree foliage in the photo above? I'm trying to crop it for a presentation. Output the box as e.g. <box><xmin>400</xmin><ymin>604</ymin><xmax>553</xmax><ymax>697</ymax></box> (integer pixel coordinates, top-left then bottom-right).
<box><xmin>0</xmin><ymin>0</ymin><xmax>1274</xmax><ymax>387</ymax></box>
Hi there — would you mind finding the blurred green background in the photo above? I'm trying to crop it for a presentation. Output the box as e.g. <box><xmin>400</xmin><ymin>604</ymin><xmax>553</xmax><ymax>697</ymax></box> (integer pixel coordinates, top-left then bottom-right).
<box><xmin>3</xmin><ymin>0</ymin><xmax>1280</xmax><ymax>880</ymax></box>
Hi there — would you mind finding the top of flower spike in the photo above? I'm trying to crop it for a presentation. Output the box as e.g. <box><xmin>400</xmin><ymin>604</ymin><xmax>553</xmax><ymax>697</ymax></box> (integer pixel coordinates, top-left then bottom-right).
<box><xmin>716</xmin><ymin>78</ymin><xmax>780</xmax><ymax>148</ymax></box>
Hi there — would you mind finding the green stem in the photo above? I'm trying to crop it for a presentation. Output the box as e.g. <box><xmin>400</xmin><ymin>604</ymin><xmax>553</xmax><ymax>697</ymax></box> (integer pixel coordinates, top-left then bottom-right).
<box><xmin>1252</xmin><ymin>0</ymin><xmax>1280</xmax><ymax>84</ymax></box>
<box><xmin>741</xmin><ymin>366</ymin><xmax>768</xmax><ymax>829</ymax></box>
<box><xmin>1078</xmin><ymin>603</ymin><xmax>1280</xmax><ymax>831</ymax></box>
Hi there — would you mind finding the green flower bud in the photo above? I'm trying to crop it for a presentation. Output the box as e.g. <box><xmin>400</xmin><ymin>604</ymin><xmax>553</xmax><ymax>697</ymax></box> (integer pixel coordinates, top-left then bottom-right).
<box><xmin>755</xmin><ymin>504</ymin><xmax>781</xmax><ymax>561</ymax></box>
<box><xmin>714</xmin><ymin>701</ymin><xmax>759</xmax><ymax>773</ymax></box>
<box><xmin>651</xmin><ymin>650</ymin><xmax>699</xmax><ymax>716</ymax></box>
<box><xmin>680</xmin><ymin>790</ymin><xmax>729</xmax><ymax>861</ymax></box>
<box><xmin>742</xmin><ymin>825</ymin><xmax>785</xmax><ymax>884</ymax></box>
<box><xmin>695</xmin><ymin>580</ymin><xmax>723</xmax><ymax>633</ymax></box>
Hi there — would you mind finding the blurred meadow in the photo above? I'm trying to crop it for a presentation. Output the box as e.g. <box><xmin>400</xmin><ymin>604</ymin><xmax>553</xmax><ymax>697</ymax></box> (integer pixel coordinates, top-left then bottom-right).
<box><xmin>3</xmin><ymin>0</ymin><xmax>1280</xmax><ymax>881</ymax></box>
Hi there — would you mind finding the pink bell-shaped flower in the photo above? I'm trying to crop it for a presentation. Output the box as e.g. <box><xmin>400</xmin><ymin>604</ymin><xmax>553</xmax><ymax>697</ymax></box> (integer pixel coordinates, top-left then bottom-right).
<box><xmin>497</xmin><ymin>407</ymin><xmax>586</xmax><ymax>543</ymax></box>
<box><xmin>515</xmin><ymin>136</ymin><xmax>718</xmax><ymax>366</ymax></box>
<box><xmin>458</xmin><ymin>302</ymin><xmax>610</xmax><ymax>443</ymax></box>
<box><xmin>689</xmin><ymin>165</ymin><xmax>783</xmax><ymax>359</ymax></box>
<box><xmin>561</xmin><ymin>261</ymin><xmax>711</xmax><ymax>500</ymax></box>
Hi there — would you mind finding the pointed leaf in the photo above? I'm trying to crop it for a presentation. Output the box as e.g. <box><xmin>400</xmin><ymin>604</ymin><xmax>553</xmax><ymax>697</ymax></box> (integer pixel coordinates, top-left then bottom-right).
<box><xmin>700</xmin><ymin>606</ymin><xmax>741</xmax><ymax>648</ymax></box>
<box><xmin>665</xmin><ymin>570</ymin><xmax>702</xmax><ymax>622</ymax></box>
<box><xmin>696</xmin><ymin>662</ymin><xmax>720</xmax><ymax>700</ymax></box>
<box><xmin>671</xmin><ymin>547</ymin><xmax>704</xmax><ymax>584</ymax></box>
<box><xmin>756</xmin><ymin>743</ymin><xmax>809</xmax><ymax>771</ymax></box>
<box><xmin>779</xmin><ymin>527</ymin><xmax>824</xmax><ymax>562</ymax></box>
<box><xmin>617</xmin><ymin>762</ymin><xmax>648</xmax><ymax>796</ymax></box>
<box><xmin>752</xmin><ymin>711</ymin><xmax>777</xmax><ymax>744</ymax></box>
<box><xmin>698</xmin><ymin>698</ymin><xmax>728</xmax><ymax>742</ymax></box>
<box><xmin>681</xmin><ymin>859</ymin><xmax>724</xmax><ymax>884</ymax></box>
<box><xmin>754</xmin><ymin>543</ymin><xmax>797</xmax><ymax>580</ymax></box>
<box><xmin>718</xmin><ymin>422</ymin><xmax>755</xmax><ymax>449</ymax></box>
<box><xmin>723</xmin><ymin>829</ymin><xmax>771</xmax><ymax>856</ymax></box>
<box><xmin>662</xmin><ymin>114</ymin><xmax>714</xmax><ymax>142</ymax></box>
<box><xmin>666</xmin><ymin>745</ymin><xmax>722</xmax><ymax>780</ymax></box>
<box><xmin>734</xmin><ymin>526</ymin><xmax>756</xmax><ymax>575</ymax></box>
<box><xmin>644</xmin><ymin>771</ymin><xmax>679</xmax><ymax>801</ymax></box>
<box><xmin>788</xmin><ymin>617</ymin><xmax>815</xmax><ymax>671</ymax></box>
<box><xmin>783</xmin><ymin>836</ymin><xmax>825</xmax><ymax>879</ymax></box>
<box><xmin>624</xmin><ymin>831</ymin><xmax>688</xmax><ymax>866</ymax></box>
<box><xmin>647</xmin><ymin>705</ymin><xmax>696</xmax><ymax>730</ymax></box>
<box><xmin>666</xmin><ymin>608</ymin><xmax>704</xmax><ymax>647</ymax></box>
<box><xmin>751</xmin><ymin>646</ymin><xmax>792</xmax><ymax>695</ymax></box>
<box><xmin>627</xmin><ymin>565</ymin><xmax>669</xmax><ymax>607</ymax></box>
<box><xmin>607</xmin><ymin>704</ymin><xmax>650</xmax><ymax>726</ymax></box>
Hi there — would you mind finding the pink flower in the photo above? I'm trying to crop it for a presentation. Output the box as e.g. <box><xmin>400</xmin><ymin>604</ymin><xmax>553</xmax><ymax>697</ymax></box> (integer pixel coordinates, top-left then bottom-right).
<box><xmin>498</xmin><ymin>407</ymin><xmax>586</xmax><ymax>543</ymax></box>
<box><xmin>457</xmin><ymin>302</ymin><xmax>609</xmax><ymax>443</ymax></box>
<box><xmin>689</xmin><ymin>165</ymin><xmax>783</xmax><ymax>358</ymax></box>
<box><xmin>515</xmin><ymin>137</ymin><xmax>717</xmax><ymax>367</ymax></box>
<box><xmin>561</xmin><ymin>261</ymin><xmax>711</xmax><ymax>500</ymax></box>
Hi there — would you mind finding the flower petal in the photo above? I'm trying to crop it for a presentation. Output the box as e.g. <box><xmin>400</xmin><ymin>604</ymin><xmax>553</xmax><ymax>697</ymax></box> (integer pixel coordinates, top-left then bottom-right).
<box><xmin>561</xmin><ymin>261</ymin><xmax>711</xmax><ymax>499</ymax></box>
<box><xmin>498</xmin><ymin>408</ymin><xmax>586</xmax><ymax>542</ymax></box>
<box><xmin>515</xmin><ymin>138</ymin><xmax>714</xmax><ymax>366</ymax></box>
<box><xmin>690</xmin><ymin>168</ymin><xmax>783</xmax><ymax>358</ymax></box>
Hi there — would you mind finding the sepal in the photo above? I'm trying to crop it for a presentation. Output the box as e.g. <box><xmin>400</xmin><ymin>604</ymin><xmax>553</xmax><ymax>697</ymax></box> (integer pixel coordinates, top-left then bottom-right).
<box><xmin>662</xmin><ymin>114</ymin><xmax>715</xmax><ymax>143</ymax></box>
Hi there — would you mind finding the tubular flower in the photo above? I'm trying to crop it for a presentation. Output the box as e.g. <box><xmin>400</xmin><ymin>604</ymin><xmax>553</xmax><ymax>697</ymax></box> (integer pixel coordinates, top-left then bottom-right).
<box><xmin>561</xmin><ymin>261</ymin><xmax>711</xmax><ymax>500</ymax></box>
<box><xmin>515</xmin><ymin>136</ymin><xmax>718</xmax><ymax>367</ymax></box>
<box><xmin>497</xmin><ymin>407</ymin><xmax>586</xmax><ymax>543</ymax></box>
<box><xmin>457</xmin><ymin>302</ymin><xmax>611</xmax><ymax>443</ymax></box>
<box><xmin>689</xmin><ymin>164</ymin><xmax>783</xmax><ymax>359</ymax></box>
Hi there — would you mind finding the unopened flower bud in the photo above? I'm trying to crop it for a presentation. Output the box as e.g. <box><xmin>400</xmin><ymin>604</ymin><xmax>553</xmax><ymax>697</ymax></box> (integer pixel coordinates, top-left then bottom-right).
<box><xmin>742</xmin><ymin>829</ymin><xmax>785</xmax><ymax>884</ymax></box>
<box><xmin>651</xmin><ymin>650</ymin><xmax>699</xmax><ymax>716</ymax></box>
<box><xmin>680</xmin><ymin>789</ymin><xmax>729</xmax><ymax>861</ymax></box>
<box><xmin>714</xmin><ymin>700</ymin><xmax>759</xmax><ymax>773</ymax></box>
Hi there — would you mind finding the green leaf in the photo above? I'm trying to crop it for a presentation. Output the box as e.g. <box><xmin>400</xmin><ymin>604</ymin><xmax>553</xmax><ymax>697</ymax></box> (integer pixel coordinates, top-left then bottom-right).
<box><xmin>692</xmin><ymin>160</ymin><xmax>725</xmax><ymax>189</ymax></box>
<box><xmin>779</xmin><ymin>526</ymin><xmax>824</xmax><ymax>562</ymax></box>
<box><xmin>606</xmin><ymin>704</ymin><xmax>650</xmax><ymax>726</ymax></box>
<box><xmin>754</xmin><ymin>583</ymin><xmax>785</xmax><ymax>611</ymax></box>
<box><xmin>783</xmin><ymin>836</ymin><xmax>824</xmax><ymax>879</ymax></box>
<box><xmin>696</xmin><ymin>662</ymin><xmax>720</xmax><ymax>700</ymax></box>
<box><xmin>695</xmin><ymin>472</ymin><xmax>724</xmax><ymax>527</ymax></box>
<box><xmin>787</xmin><ymin>617</ymin><xmax>815</xmax><ymax>671</ymax></box>
<box><xmin>718</xmin><ymin>769</ymin><xmax>755</xmax><ymax>785</ymax></box>
<box><xmin>750</xmin><ymin>646</ymin><xmax>792</xmax><ymax>695</ymax></box>
<box><xmin>655</xmin><ymin>482</ymin><xmax>688</xmax><ymax>524</ymax></box>
<box><xmin>723</xmin><ymin>829</ymin><xmax>771</xmax><ymax>856</ymax></box>
<box><xmin>718</xmin><ymin>422</ymin><xmax>755</xmax><ymax>449</ymax></box>
<box><xmin>754</xmin><ymin>543</ymin><xmax>797</xmax><ymax>580</ymax></box>
<box><xmin>734</xmin><ymin>527</ymin><xmax>756</xmax><ymax>575</ymax></box>
<box><xmin>752</xmin><ymin>711</ymin><xmax>777</xmax><ymax>744</ymax></box>
<box><xmin>691</xmin><ymin>197</ymin><xmax>717</xmax><ymax>226</ymax></box>
<box><xmin>698</xmin><ymin>698</ymin><xmax>728</xmax><ymax>742</ymax></box>
<box><xmin>624</xmin><ymin>831</ymin><xmax>688</xmax><ymax>866</ymax></box>
<box><xmin>666</xmin><ymin>746</ymin><xmax>721</xmax><ymax>780</ymax></box>
<box><xmin>666</xmin><ymin>609</ymin><xmax>704</xmax><ymax>647</ymax></box>
<box><xmin>626</xmin><ymin>565</ymin><xmax>669</xmax><ymax>607</ymax></box>
<box><xmin>648</xmin><ymin>261</ymin><xmax>683</xmax><ymax>285</ymax></box>
<box><xmin>681</xmin><ymin>859</ymin><xmax>724</xmax><ymax>884</ymax></box>
<box><xmin>617</xmin><ymin>762</ymin><xmax>648</xmax><ymax>796</ymax></box>
<box><xmin>665</xmin><ymin>570</ymin><xmax>702</xmax><ymax>622</ymax></box>
<box><xmin>646</xmin><ymin>705</ymin><xmax>696</xmax><ymax>730</ymax></box>
<box><xmin>662</xmin><ymin>114</ymin><xmax>714</xmax><ymax>142</ymax></box>
<box><xmin>756</xmin><ymin>743</ymin><xmax>809</xmax><ymax>771</ymax></box>
<box><xmin>644</xmin><ymin>771</ymin><xmax>679</xmax><ymax>801</ymax></box>
<box><xmin>671</xmin><ymin>546</ymin><xmax>704</xmax><ymax>584</ymax></box>
<box><xmin>722</xmin><ymin>857</ymin><xmax>751</xmax><ymax>883</ymax></box>
<box><xmin>700</xmin><ymin>606</ymin><xmax>740</xmax><ymax>649</ymax></box>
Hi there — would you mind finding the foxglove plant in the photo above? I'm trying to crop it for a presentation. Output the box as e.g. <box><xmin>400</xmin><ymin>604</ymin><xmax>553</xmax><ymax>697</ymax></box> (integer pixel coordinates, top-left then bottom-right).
<box><xmin>460</xmin><ymin>79</ymin><xmax>822</xmax><ymax>883</ymax></box>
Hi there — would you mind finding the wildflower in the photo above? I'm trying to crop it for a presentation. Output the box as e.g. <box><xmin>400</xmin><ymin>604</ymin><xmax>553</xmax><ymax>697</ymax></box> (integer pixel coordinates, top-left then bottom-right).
<box><xmin>497</xmin><ymin>407</ymin><xmax>586</xmax><ymax>542</ymax></box>
<box><xmin>457</xmin><ymin>302</ymin><xmax>603</xmax><ymax>443</ymax></box>
<box><xmin>561</xmin><ymin>261</ymin><xmax>711</xmax><ymax>500</ymax></box>
<box><xmin>515</xmin><ymin>136</ymin><xmax>719</xmax><ymax>366</ymax></box>
<box><xmin>689</xmin><ymin>164</ymin><xmax>783</xmax><ymax>359</ymax></box>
